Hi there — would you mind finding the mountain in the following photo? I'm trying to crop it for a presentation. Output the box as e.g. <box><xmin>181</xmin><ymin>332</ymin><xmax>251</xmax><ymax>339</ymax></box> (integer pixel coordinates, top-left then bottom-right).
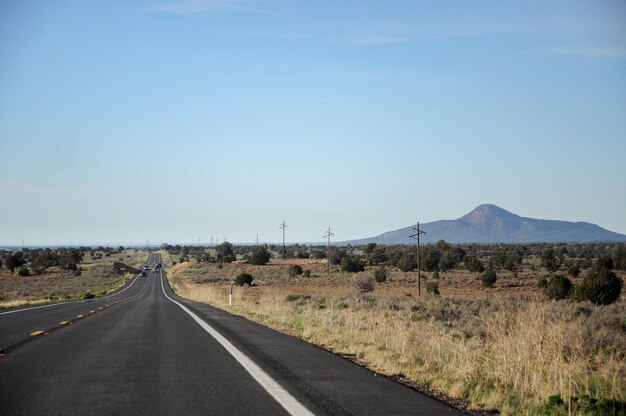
<box><xmin>343</xmin><ymin>204</ymin><xmax>626</xmax><ymax>245</ymax></box>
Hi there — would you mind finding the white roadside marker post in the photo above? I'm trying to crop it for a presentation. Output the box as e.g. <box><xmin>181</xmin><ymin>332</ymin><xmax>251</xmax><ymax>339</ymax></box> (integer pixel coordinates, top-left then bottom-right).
<box><xmin>229</xmin><ymin>282</ymin><xmax>234</xmax><ymax>306</ymax></box>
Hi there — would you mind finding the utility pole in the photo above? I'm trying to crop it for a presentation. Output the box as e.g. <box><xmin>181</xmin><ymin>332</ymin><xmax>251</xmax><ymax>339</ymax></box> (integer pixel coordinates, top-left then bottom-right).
<box><xmin>256</xmin><ymin>233</ymin><xmax>259</xmax><ymax>246</ymax></box>
<box><xmin>410</xmin><ymin>222</ymin><xmax>426</xmax><ymax>296</ymax></box>
<box><xmin>279</xmin><ymin>221</ymin><xmax>287</xmax><ymax>258</ymax></box>
<box><xmin>210</xmin><ymin>235</ymin><xmax>214</xmax><ymax>247</ymax></box>
<box><xmin>323</xmin><ymin>227</ymin><xmax>334</xmax><ymax>275</ymax></box>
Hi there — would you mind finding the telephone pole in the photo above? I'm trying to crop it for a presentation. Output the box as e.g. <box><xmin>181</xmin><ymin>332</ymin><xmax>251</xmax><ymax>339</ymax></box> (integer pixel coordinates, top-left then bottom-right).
<box><xmin>279</xmin><ymin>221</ymin><xmax>287</xmax><ymax>258</ymax></box>
<box><xmin>323</xmin><ymin>227</ymin><xmax>334</xmax><ymax>275</ymax></box>
<box><xmin>410</xmin><ymin>222</ymin><xmax>426</xmax><ymax>296</ymax></box>
<box><xmin>256</xmin><ymin>233</ymin><xmax>259</xmax><ymax>246</ymax></box>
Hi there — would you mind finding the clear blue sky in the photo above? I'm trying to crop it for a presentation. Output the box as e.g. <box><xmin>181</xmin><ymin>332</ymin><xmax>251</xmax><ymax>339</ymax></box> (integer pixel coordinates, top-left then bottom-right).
<box><xmin>1</xmin><ymin>0</ymin><xmax>625</xmax><ymax>245</ymax></box>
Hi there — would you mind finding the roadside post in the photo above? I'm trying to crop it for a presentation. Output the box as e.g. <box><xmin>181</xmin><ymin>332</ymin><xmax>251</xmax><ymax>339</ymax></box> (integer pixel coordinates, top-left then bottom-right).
<box><xmin>229</xmin><ymin>282</ymin><xmax>234</xmax><ymax>306</ymax></box>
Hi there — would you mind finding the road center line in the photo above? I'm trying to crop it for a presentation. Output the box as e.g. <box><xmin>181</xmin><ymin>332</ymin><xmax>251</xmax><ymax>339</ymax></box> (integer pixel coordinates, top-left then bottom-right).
<box><xmin>159</xmin><ymin>269</ymin><xmax>315</xmax><ymax>416</ymax></box>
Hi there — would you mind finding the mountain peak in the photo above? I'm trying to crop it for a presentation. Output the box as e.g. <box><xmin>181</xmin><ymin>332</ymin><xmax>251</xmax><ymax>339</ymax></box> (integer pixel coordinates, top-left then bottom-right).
<box><xmin>461</xmin><ymin>204</ymin><xmax>518</xmax><ymax>225</ymax></box>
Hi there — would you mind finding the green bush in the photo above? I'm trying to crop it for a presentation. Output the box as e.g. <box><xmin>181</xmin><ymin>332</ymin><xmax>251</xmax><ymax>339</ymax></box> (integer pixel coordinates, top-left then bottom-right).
<box><xmin>247</xmin><ymin>246</ymin><xmax>271</xmax><ymax>265</ymax></box>
<box><xmin>481</xmin><ymin>269</ymin><xmax>497</xmax><ymax>288</ymax></box>
<box><xmin>83</xmin><ymin>292</ymin><xmax>95</xmax><ymax>299</ymax></box>
<box><xmin>426</xmin><ymin>281</ymin><xmax>440</xmax><ymax>296</ymax></box>
<box><xmin>17</xmin><ymin>266</ymin><xmax>29</xmax><ymax>276</ymax></box>
<box><xmin>398</xmin><ymin>253</ymin><xmax>417</xmax><ymax>272</ymax></box>
<box><xmin>286</xmin><ymin>294</ymin><xmax>310</xmax><ymax>302</ymax></box>
<box><xmin>465</xmin><ymin>255</ymin><xmax>485</xmax><ymax>273</ymax></box>
<box><xmin>288</xmin><ymin>264</ymin><xmax>303</xmax><ymax>277</ymax></box>
<box><xmin>340</xmin><ymin>256</ymin><xmax>365</xmax><ymax>273</ymax></box>
<box><xmin>544</xmin><ymin>275</ymin><xmax>572</xmax><ymax>300</ymax></box>
<box><xmin>234</xmin><ymin>273</ymin><xmax>253</xmax><ymax>286</ymax></box>
<box><xmin>303</xmin><ymin>269</ymin><xmax>311</xmax><ymax>277</ymax></box>
<box><xmin>573</xmin><ymin>268</ymin><xmax>622</xmax><ymax>305</ymax></box>
<box><xmin>216</xmin><ymin>242</ymin><xmax>236</xmax><ymax>263</ymax></box>
<box><xmin>328</xmin><ymin>247</ymin><xmax>345</xmax><ymax>265</ymax></box>
<box><xmin>373</xmin><ymin>267</ymin><xmax>387</xmax><ymax>283</ymax></box>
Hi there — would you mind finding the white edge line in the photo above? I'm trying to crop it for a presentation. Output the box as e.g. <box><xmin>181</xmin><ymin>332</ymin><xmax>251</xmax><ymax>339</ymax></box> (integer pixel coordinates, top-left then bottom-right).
<box><xmin>0</xmin><ymin>269</ymin><xmax>144</xmax><ymax>316</ymax></box>
<box><xmin>159</xmin><ymin>269</ymin><xmax>315</xmax><ymax>416</ymax></box>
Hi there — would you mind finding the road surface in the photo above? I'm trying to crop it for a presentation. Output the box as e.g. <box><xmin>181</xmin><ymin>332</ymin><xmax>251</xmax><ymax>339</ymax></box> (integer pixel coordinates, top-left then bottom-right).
<box><xmin>0</xmin><ymin>253</ymin><xmax>465</xmax><ymax>415</ymax></box>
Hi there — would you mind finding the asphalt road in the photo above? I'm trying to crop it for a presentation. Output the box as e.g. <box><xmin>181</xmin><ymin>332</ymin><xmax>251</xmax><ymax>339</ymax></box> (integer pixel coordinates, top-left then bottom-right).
<box><xmin>0</xmin><ymin>253</ymin><xmax>466</xmax><ymax>415</ymax></box>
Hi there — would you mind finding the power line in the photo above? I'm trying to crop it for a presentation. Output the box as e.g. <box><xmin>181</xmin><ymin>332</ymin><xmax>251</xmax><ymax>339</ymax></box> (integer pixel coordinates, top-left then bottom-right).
<box><xmin>323</xmin><ymin>227</ymin><xmax>334</xmax><ymax>275</ymax></box>
<box><xmin>280</xmin><ymin>221</ymin><xmax>288</xmax><ymax>258</ymax></box>
<box><xmin>410</xmin><ymin>222</ymin><xmax>426</xmax><ymax>296</ymax></box>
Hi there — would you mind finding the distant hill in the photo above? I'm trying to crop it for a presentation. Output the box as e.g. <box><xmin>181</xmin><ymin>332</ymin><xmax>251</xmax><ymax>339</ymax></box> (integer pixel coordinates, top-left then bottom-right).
<box><xmin>344</xmin><ymin>204</ymin><xmax>626</xmax><ymax>245</ymax></box>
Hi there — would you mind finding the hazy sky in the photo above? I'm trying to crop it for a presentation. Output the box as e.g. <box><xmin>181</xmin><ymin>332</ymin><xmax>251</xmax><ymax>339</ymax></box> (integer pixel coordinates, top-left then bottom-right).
<box><xmin>1</xmin><ymin>0</ymin><xmax>625</xmax><ymax>245</ymax></box>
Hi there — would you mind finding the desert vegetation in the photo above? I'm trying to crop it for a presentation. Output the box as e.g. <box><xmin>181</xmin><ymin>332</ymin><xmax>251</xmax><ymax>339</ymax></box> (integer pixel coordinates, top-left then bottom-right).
<box><xmin>0</xmin><ymin>247</ymin><xmax>147</xmax><ymax>308</ymax></box>
<box><xmin>162</xmin><ymin>242</ymin><xmax>625</xmax><ymax>415</ymax></box>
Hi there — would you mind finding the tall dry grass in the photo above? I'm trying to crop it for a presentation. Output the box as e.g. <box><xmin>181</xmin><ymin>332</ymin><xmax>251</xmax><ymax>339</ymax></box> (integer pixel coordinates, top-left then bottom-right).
<box><xmin>168</xmin><ymin>271</ymin><xmax>625</xmax><ymax>415</ymax></box>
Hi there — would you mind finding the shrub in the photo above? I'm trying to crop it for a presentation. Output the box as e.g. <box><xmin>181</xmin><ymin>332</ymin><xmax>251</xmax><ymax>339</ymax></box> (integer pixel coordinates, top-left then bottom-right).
<box><xmin>172</xmin><ymin>261</ymin><xmax>177</xmax><ymax>266</ymax></box>
<box><xmin>286</xmin><ymin>294</ymin><xmax>310</xmax><ymax>302</ymax></box>
<box><xmin>537</xmin><ymin>277</ymin><xmax>548</xmax><ymax>289</ymax></box>
<box><xmin>17</xmin><ymin>266</ymin><xmax>29</xmax><ymax>276</ymax></box>
<box><xmin>572</xmin><ymin>268</ymin><xmax>622</xmax><ymax>305</ymax></box>
<box><xmin>328</xmin><ymin>247</ymin><xmax>345</xmax><ymax>265</ymax></box>
<box><xmin>341</xmin><ymin>256</ymin><xmax>365</xmax><ymax>273</ymax></box>
<box><xmin>398</xmin><ymin>253</ymin><xmax>417</xmax><ymax>272</ymax></box>
<box><xmin>234</xmin><ymin>273</ymin><xmax>253</xmax><ymax>286</ymax></box>
<box><xmin>83</xmin><ymin>292</ymin><xmax>95</xmax><ymax>299</ymax></box>
<box><xmin>353</xmin><ymin>275</ymin><xmax>375</xmax><ymax>293</ymax></box>
<box><xmin>6</xmin><ymin>252</ymin><xmax>26</xmax><ymax>273</ymax></box>
<box><xmin>481</xmin><ymin>269</ymin><xmax>497</xmax><ymax>288</ymax></box>
<box><xmin>216</xmin><ymin>242</ymin><xmax>236</xmax><ymax>263</ymax></box>
<box><xmin>426</xmin><ymin>281</ymin><xmax>440</xmax><ymax>296</ymax></box>
<box><xmin>544</xmin><ymin>275</ymin><xmax>572</xmax><ymax>300</ymax></box>
<box><xmin>288</xmin><ymin>264</ymin><xmax>303</xmax><ymax>277</ymax></box>
<box><xmin>567</xmin><ymin>261</ymin><xmax>581</xmax><ymax>278</ymax></box>
<box><xmin>373</xmin><ymin>267</ymin><xmax>387</xmax><ymax>283</ymax></box>
<box><xmin>247</xmin><ymin>246</ymin><xmax>271</xmax><ymax>265</ymax></box>
<box><xmin>465</xmin><ymin>255</ymin><xmax>485</xmax><ymax>273</ymax></box>
<box><xmin>303</xmin><ymin>269</ymin><xmax>311</xmax><ymax>277</ymax></box>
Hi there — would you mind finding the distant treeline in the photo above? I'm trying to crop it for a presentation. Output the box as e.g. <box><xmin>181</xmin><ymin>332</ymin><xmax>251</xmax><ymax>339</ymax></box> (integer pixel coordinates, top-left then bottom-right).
<box><xmin>161</xmin><ymin>241</ymin><xmax>626</xmax><ymax>275</ymax></box>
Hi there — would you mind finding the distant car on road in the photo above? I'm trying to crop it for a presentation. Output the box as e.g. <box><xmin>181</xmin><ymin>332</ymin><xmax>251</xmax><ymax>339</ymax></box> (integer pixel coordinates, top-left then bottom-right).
<box><xmin>140</xmin><ymin>271</ymin><xmax>147</xmax><ymax>277</ymax></box>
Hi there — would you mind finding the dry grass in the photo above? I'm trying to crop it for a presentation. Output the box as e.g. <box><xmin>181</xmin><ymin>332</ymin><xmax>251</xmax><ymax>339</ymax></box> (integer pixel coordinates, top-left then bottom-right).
<box><xmin>0</xmin><ymin>249</ymin><xmax>148</xmax><ymax>308</ymax></box>
<box><xmin>165</xmin><ymin>254</ymin><xmax>625</xmax><ymax>415</ymax></box>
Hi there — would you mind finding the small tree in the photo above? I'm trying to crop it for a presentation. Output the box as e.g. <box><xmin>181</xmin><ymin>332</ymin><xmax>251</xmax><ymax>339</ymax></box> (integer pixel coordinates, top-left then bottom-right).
<box><xmin>18</xmin><ymin>266</ymin><xmax>30</xmax><ymax>276</ymax></box>
<box><xmin>216</xmin><ymin>242</ymin><xmax>236</xmax><ymax>263</ymax></box>
<box><xmin>340</xmin><ymin>256</ymin><xmax>365</xmax><ymax>273</ymax></box>
<box><xmin>426</xmin><ymin>281</ymin><xmax>440</xmax><ymax>296</ymax></box>
<box><xmin>6</xmin><ymin>252</ymin><xmax>26</xmax><ymax>274</ymax></box>
<box><xmin>373</xmin><ymin>267</ymin><xmax>387</xmax><ymax>283</ymax></box>
<box><xmin>234</xmin><ymin>273</ymin><xmax>253</xmax><ymax>286</ymax></box>
<box><xmin>544</xmin><ymin>275</ymin><xmax>572</xmax><ymax>300</ymax></box>
<box><xmin>481</xmin><ymin>269</ymin><xmax>497</xmax><ymax>288</ymax></box>
<box><xmin>541</xmin><ymin>249</ymin><xmax>560</xmax><ymax>272</ymax></box>
<box><xmin>398</xmin><ymin>253</ymin><xmax>417</xmax><ymax>272</ymax></box>
<box><xmin>328</xmin><ymin>247</ymin><xmax>345</xmax><ymax>265</ymax></box>
<box><xmin>247</xmin><ymin>246</ymin><xmax>271</xmax><ymax>265</ymax></box>
<box><xmin>573</xmin><ymin>267</ymin><xmax>622</xmax><ymax>305</ymax></box>
<box><xmin>465</xmin><ymin>255</ymin><xmax>485</xmax><ymax>273</ymax></box>
<box><xmin>288</xmin><ymin>264</ymin><xmax>303</xmax><ymax>277</ymax></box>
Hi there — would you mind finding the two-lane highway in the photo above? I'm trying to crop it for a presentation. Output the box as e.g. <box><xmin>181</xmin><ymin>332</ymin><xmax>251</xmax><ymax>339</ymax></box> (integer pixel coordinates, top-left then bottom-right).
<box><xmin>0</xmin><ymin>253</ymin><xmax>466</xmax><ymax>415</ymax></box>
